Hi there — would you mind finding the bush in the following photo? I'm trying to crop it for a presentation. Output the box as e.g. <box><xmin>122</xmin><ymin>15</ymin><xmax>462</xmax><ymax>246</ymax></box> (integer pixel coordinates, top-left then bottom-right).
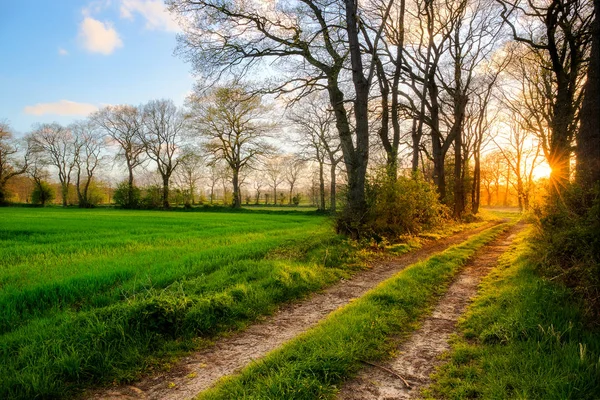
<box><xmin>140</xmin><ymin>185</ymin><xmax>162</xmax><ymax>209</ymax></box>
<box><xmin>336</xmin><ymin>169</ymin><xmax>447</xmax><ymax>240</ymax></box>
<box><xmin>112</xmin><ymin>181</ymin><xmax>141</xmax><ymax>209</ymax></box>
<box><xmin>534</xmin><ymin>184</ymin><xmax>600</xmax><ymax>319</ymax></box>
<box><xmin>31</xmin><ymin>181</ymin><xmax>55</xmax><ymax>206</ymax></box>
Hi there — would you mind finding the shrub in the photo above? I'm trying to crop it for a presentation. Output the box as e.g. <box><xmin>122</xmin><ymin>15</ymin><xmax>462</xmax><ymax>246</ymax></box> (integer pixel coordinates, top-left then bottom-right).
<box><xmin>112</xmin><ymin>181</ymin><xmax>141</xmax><ymax>209</ymax></box>
<box><xmin>336</xmin><ymin>169</ymin><xmax>447</xmax><ymax>240</ymax></box>
<box><xmin>140</xmin><ymin>185</ymin><xmax>162</xmax><ymax>209</ymax></box>
<box><xmin>31</xmin><ymin>181</ymin><xmax>55</xmax><ymax>206</ymax></box>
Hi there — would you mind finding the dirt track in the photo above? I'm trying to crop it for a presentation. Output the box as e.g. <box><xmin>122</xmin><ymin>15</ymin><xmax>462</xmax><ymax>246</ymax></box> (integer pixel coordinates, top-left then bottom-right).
<box><xmin>87</xmin><ymin>221</ymin><xmax>503</xmax><ymax>400</ymax></box>
<box><xmin>336</xmin><ymin>222</ymin><xmax>524</xmax><ymax>399</ymax></box>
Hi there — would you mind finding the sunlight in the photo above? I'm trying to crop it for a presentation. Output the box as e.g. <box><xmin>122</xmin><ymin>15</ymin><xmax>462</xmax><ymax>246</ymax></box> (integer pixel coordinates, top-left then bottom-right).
<box><xmin>533</xmin><ymin>162</ymin><xmax>552</xmax><ymax>180</ymax></box>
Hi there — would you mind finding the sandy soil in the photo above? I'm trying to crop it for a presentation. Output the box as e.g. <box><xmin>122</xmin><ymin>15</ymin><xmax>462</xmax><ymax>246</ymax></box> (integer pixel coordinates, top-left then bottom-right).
<box><xmin>86</xmin><ymin>221</ymin><xmax>501</xmax><ymax>400</ymax></box>
<box><xmin>336</xmin><ymin>222</ymin><xmax>524</xmax><ymax>400</ymax></box>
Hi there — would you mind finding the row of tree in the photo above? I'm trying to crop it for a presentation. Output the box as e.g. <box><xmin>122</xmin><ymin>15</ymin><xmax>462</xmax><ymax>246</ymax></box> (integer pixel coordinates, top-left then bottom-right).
<box><xmin>164</xmin><ymin>0</ymin><xmax>598</xmax><ymax>235</ymax></box>
<box><xmin>0</xmin><ymin>88</ymin><xmax>346</xmax><ymax>210</ymax></box>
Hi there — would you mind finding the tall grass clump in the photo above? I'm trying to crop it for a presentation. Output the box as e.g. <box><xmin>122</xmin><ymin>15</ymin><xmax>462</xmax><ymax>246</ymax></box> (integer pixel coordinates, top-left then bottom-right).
<box><xmin>534</xmin><ymin>184</ymin><xmax>600</xmax><ymax>320</ymax></box>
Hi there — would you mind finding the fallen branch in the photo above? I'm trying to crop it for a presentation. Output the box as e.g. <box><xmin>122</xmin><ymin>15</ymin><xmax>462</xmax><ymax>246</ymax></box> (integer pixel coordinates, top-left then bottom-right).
<box><xmin>360</xmin><ymin>360</ymin><xmax>411</xmax><ymax>388</ymax></box>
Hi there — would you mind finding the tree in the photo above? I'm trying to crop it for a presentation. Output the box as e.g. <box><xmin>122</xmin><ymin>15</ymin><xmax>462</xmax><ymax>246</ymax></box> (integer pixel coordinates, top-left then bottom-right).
<box><xmin>188</xmin><ymin>85</ymin><xmax>274</xmax><ymax>208</ymax></box>
<box><xmin>175</xmin><ymin>149</ymin><xmax>204</xmax><ymax>206</ymax></box>
<box><xmin>30</xmin><ymin>123</ymin><xmax>76</xmax><ymax>207</ymax></box>
<box><xmin>252</xmin><ymin>171</ymin><xmax>266</xmax><ymax>205</ymax></box>
<box><xmin>0</xmin><ymin>121</ymin><xmax>29</xmax><ymax>205</ymax></box>
<box><xmin>31</xmin><ymin>181</ymin><xmax>54</xmax><ymax>206</ymax></box>
<box><xmin>497</xmin><ymin>0</ymin><xmax>593</xmax><ymax>191</ymax></box>
<box><xmin>289</xmin><ymin>98</ymin><xmax>343</xmax><ymax>211</ymax></box>
<box><xmin>91</xmin><ymin>105</ymin><xmax>145</xmax><ymax>208</ymax></box>
<box><xmin>576</xmin><ymin>0</ymin><xmax>600</xmax><ymax>188</ymax></box>
<box><xmin>169</xmin><ymin>0</ymin><xmax>394</xmax><ymax>234</ymax></box>
<box><xmin>140</xmin><ymin>99</ymin><xmax>187</xmax><ymax>209</ymax></box>
<box><xmin>495</xmin><ymin>117</ymin><xmax>541</xmax><ymax>211</ymax></box>
<box><xmin>284</xmin><ymin>156</ymin><xmax>305</xmax><ymax>206</ymax></box>
<box><xmin>264</xmin><ymin>156</ymin><xmax>286</xmax><ymax>206</ymax></box>
<box><xmin>72</xmin><ymin>120</ymin><xmax>104</xmax><ymax>208</ymax></box>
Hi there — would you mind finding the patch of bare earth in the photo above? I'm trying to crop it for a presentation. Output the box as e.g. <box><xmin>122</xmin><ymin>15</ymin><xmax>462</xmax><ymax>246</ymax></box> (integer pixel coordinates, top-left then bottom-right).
<box><xmin>86</xmin><ymin>221</ymin><xmax>502</xmax><ymax>400</ymax></box>
<box><xmin>336</xmin><ymin>222</ymin><xmax>525</xmax><ymax>400</ymax></box>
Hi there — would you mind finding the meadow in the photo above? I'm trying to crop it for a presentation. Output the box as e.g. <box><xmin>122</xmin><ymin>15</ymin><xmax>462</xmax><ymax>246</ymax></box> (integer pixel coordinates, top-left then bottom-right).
<box><xmin>0</xmin><ymin>207</ymin><xmax>358</xmax><ymax>399</ymax></box>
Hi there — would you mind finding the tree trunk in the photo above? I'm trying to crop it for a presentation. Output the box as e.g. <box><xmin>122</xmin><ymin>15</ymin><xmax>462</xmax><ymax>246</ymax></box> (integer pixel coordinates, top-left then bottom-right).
<box><xmin>61</xmin><ymin>183</ymin><xmax>68</xmax><ymax>207</ymax></box>
<box><xmin>232</xmin><ymin>169</ymin><xmax>241</xmax><ymax>208</ymax></box>
<box><xmin>503</xmin><ymin>169</ymin><xmax>511</xmax><ymax>206</ymax></box>
<box><xmin>127</xmin><ymin>164</ymin><xmax>135</xmax><ymax>208</ymax></box>
<box><xmin>319</xmin><ymin>162</ymin><xmax>326</xmax><ymax>211</ymax></box>
<box><xmin>162</xmin><ymin>175</ymin><xmax>170</xmax><ymax>209</ymax></box>
<box><xmin>576</xmin><ymin>0</ymin><xmax>600</xmax><ymax>188</ymax></box>
<box><xmin>453</xmin><ymin>133</ymin><xmax>465</xmax><ymax>218</ymax></box>
<box><xmin>411</xmin><ymin>118</ymin><xmax>420</xmax><ymax>173</ymax></box>
<box><xmin>472</xmin><ymin>151</ymin><xmax>481</xmax><ymax>214</ymax></box>
<box><xmin>330</xmin><ymin>164</ymin><xmax>337</xmax><ymax>212</ymax></box>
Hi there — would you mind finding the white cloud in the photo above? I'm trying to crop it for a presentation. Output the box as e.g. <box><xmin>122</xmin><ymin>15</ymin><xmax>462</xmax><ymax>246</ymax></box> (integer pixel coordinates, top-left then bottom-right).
<box><xmin>58</xmin><ymin>47</ymin><xmax>69</xmax><ymax>56</ymax></box>
<box><xmin>78</xmin><ymin>17</ymin><xmax>123</xmax><ymax>55</ymax></box>
<box><xmin>24</xmin><ymin>100</ymin><xmax>99</xmax><ymax>116</ymax></box>
<box><xmin>119</xmin><ymin>0</ymin><xmax>180</xmax><ymax>32</ymax></box>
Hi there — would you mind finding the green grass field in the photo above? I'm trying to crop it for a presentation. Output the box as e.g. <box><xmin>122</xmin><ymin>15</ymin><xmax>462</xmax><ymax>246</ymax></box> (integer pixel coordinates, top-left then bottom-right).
<box><xmin>0</xmin><ymin>208</ymin><xmax>358</xmax><ymax>399</ymax></box>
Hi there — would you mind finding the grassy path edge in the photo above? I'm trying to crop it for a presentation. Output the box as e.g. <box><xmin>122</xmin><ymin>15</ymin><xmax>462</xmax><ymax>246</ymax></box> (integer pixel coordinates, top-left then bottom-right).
<box><xmin>197</xmin><ymin>222</ymin><xmax>515</xmax><ymax>399</ymax></box>
<box><xmin>423</xmin><ymin>226</ymin><xmax>600</xmax><ymax>399</ymax></box>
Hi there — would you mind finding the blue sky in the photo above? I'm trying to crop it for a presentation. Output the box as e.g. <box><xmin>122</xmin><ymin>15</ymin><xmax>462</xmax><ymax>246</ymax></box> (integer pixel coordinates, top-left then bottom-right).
<box><xmin>1</xmin><ymin>0</ymin><xmax>195</xmax><ymax>135</ymax></box>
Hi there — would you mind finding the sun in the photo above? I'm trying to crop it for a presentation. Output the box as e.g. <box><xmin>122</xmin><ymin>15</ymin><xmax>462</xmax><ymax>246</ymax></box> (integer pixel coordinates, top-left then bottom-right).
<box><xmin>532</xmin><ymin>162</ymin><xmax>552</xmax><ymax>180</ymax></box>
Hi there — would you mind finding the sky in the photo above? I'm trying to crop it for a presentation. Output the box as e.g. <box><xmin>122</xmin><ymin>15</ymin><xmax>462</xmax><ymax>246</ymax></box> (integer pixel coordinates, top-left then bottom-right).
<box><xmin>1</xmin><ymin>0</ymin><xmax>195</xmax><ymax>135</ymax></box>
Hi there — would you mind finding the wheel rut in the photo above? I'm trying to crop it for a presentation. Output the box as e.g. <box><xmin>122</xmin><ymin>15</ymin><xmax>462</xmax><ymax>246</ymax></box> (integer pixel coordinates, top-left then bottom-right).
<box><xmin>336</xmin><ymin>222</ymin><xmax>525</xmax><ymax>400</ymax></box>
<box><xmin>86</xmin><ymin>221</ymin><xmax>503</xmax><ymax>400</ymax></box>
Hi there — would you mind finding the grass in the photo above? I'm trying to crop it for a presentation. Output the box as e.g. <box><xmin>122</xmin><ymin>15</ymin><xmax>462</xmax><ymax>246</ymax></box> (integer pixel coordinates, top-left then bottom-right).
<box><xmin>197</xmin><ymin>222</ymin><xmax>511</xmax><ymax>400</ymax></box>
<box><xmin>0</xmin><ymin>208</ymin><xmax>360</xmax><ymax>399</ymax></box>
<box><xmin>425</xmin><ymin>227</ymin><xmax>600</xmax><ymax>399</ymax></box>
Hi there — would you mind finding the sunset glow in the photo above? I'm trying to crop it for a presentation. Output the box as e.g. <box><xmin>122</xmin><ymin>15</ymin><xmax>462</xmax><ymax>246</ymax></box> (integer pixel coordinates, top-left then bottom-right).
<box><xmin>533</xmin><ymin>161</ymin><xmax>552</xmax><ymax>180</ymax></box>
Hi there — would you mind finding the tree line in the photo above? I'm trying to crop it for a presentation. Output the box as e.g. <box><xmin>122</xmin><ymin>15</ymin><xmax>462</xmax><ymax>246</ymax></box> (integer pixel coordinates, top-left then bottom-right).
<box><xmin>165</xmin><ymin>0</ymin><xmax>597</xmax><ymax>236</ymax></box>
<box><xmin>1</xmin><ymin>0</ymin><xmax>597</xmax><ymax>239</ymax></box>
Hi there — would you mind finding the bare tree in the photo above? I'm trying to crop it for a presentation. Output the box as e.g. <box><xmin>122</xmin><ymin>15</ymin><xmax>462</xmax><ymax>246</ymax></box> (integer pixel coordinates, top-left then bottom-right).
<box><xmin>284</xmin><ymin>155</ymin><xmax>305</xmax><ymax>205</ymax></box>
<box><xmin>175</xmin><ymin>148</ymin><xmax>204</xmax><ymax>205</ymax></box>
<box><xmin>0</xmin><ymin>121</ymin><xmax>29</xmax><ymax>204</ymax></box>
<box><xmin>140</xmin><ymin>99</ymin><xmax>187</xmax><ymax>209</ymax></box>
<box><xmin>30</xmin><ymin>123</ymin><xmax>76</xmax><ymax>206</ymax></box>
<box><xmin>71</xmin><ymin>120</ymin><xmax>104</xmax><ymax>208</ymax></box>
<box><xmin>91</xmin><ymin>105</ymin><xmax>145</xmax><ymax>208</ymax></box>
<box><xmin>495</xmin><ymin>117</ymin><xmax>542</xmax><ymax>211</ymax></box>
<box><xmin>188</xmin><ymin>84</ymin><xmax>274</xmax><ymax>208</ymax></box>
<box><xmin>264</xmin><ymin>156</ymin><xmax>286</xmax><ymax>206</ymax></box>
<box><xmin>169</xmin><ymin>0</ymin><xmax>396</xmax><ymax>233</ymax></box>
<box><xmin>289</xmin><ymin>98</ymin><xmax>343</xmax><ymax>211</ymax></box>
<box><xmin>206</xmin><ymin>162</ymin><xmax>221</xmax><ymax>205</ymax></box>
<box><xmin>26</xmin><ymin>144</ymin><xmax>52</xmax><ymax>206</ymax></box>
<box><xmin>252</xmin><ymin>171</ymin><xmax>266</xmax><ymax>205</ymax></box>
